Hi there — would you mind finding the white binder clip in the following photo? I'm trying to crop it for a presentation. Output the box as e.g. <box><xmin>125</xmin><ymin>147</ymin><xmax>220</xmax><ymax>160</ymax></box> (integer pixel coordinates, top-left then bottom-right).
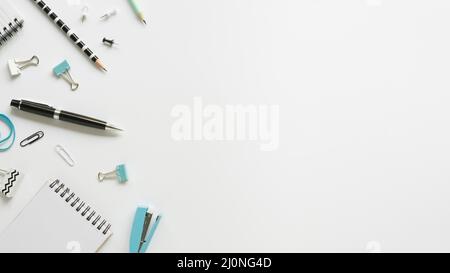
<box><xmin>0</xmin><ymin>169</ymin><xmax>23</xmax><ymax>198</ymax></box>
<box><xmin>8</xmin><ymin>56</ymin><xmax>39</xmax><ymax>77</ymax></box>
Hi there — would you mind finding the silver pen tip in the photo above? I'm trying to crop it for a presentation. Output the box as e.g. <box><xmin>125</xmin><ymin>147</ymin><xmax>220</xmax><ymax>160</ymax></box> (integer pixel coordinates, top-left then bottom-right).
<box><xmin>106</xmin><ymin>124</ymin><xmax>123</xmax><ymax>131</ymax></box>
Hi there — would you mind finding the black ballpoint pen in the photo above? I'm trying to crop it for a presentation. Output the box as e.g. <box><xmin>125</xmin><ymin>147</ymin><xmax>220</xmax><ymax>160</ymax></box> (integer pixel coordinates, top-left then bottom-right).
<box><xmin>10</xmin><ymin>99</ymin><xmax>122</xmax><ymax>131</ymax></box>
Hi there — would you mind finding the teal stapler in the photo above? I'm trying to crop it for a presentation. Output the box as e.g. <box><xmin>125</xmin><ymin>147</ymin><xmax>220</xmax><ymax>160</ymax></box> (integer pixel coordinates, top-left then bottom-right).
<box><xmin>130</xmin><ymin>206</ymin><xmax>162</xmax><ymax>253</ymax></box>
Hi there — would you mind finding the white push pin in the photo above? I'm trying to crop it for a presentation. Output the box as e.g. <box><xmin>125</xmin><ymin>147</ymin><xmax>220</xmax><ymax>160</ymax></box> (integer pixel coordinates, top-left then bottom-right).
<box><xmin>81</xmin><ymin>5</ymin><xmax>89</xmax><ymax>23</ymax></box>
<box><xmin>0</xmin><ymin>169</ymin><xmax>23</xmax><ymax>198</ymax></box>
<box><xmin>8</xmin><ymin>56</ymin><xmax>39</xmax><ymax>77</ymax></box>
<box><xmin>100</xmin><ymin>8</ymin><xmax>119</xmax><ymax>20</ymax></box>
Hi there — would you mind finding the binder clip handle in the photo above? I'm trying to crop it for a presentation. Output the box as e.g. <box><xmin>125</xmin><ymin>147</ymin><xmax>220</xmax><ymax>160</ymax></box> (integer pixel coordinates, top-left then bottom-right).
<box><xmin>98</xmin><ymin>164</ymin><xmax>128</xmax><ymax>183</ymax></box>
<box><xmin>69</xmin><ymin>81</ymin><xmax>80</xmax><ymax>91</ymax></box>
<box><xmin>8</xmin><ymin>55</ymin><xmax>40</xmax><ymax>77</ymax></box>
<box><xmin>18</xmin><ymin>55</ymin><xmax>40</xmax><ymax>69</ymax></box>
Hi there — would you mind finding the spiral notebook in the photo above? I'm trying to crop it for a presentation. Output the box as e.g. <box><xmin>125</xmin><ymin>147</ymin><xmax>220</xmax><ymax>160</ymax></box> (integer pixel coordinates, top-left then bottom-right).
<box><xmin>0</xmin><ymin>179</ymin><xmax>113</xmax><ymax>253</ymax></box>
<box><xmin>0</xmin><ymin>0</ymin><xmax>24</xmax><ymax>48</ymax></box>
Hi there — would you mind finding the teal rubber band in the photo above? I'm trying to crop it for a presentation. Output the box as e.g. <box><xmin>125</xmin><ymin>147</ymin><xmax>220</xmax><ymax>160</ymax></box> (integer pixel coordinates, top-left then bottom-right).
<box><xmin>0</xmin><ymin>114</ymin><xmax>16</xmax><ymax>152</ymax></box>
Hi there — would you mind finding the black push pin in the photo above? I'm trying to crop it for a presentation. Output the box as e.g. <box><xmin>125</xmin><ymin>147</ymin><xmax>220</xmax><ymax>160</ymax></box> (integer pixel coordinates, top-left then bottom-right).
<box><xmin>103</xmin><ymin>38</ymin><xmax>118</xmax><ymax>47</ymax></box>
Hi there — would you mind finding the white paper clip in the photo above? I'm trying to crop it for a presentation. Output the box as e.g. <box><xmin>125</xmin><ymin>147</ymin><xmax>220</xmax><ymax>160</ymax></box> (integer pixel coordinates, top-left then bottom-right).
<box><xmin>8</xmin><ymin>56</ymin><xmax>39</xmax><ymax>77</ymax></box>
<box><xmin>55</xmin><ymin>145</ymin><xmax>75</xmax><ymax>167</ymax></box>
<box><xmin>0</xmin><ymin>169</ymin><xmax>23</xmax><ymax>198</ymax></box>
<box><xmin>100</xmin><ymin>8</ymin><xmax>119</xmax><ymax>20</ymax></box>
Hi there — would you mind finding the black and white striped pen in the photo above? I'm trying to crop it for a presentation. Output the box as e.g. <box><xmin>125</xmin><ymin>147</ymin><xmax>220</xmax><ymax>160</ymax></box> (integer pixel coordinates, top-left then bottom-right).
<box><xmin>31</xmin><ymin>0</ymin><xmax>107</xmax><ymax>71</ymax></box>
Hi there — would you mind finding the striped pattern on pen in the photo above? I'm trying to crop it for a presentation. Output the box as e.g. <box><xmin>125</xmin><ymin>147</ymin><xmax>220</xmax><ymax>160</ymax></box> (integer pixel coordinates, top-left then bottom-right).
<box><xmin>31</xmin><ymin>0</ymin><xmax>106</xmax><ymax>71</ymax></box>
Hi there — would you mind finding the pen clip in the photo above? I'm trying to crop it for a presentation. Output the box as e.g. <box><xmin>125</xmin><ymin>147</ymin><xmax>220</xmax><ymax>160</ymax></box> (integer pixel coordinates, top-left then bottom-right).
<box><xmin>21</xmin><ymin>100</ymin><xmax>53</xmax><ymax>109</ymax></box>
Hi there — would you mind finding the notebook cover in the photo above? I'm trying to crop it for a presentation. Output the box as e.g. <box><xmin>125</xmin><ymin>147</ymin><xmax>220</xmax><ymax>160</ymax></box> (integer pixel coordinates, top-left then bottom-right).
<box><xmin>0</xmin><ymin>180</ymin><xmax>113</xmax><ymax>253</ymax></box>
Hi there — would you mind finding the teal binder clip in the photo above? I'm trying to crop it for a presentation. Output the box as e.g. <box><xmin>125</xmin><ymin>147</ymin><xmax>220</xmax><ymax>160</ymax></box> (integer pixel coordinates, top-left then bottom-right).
<box><xmin>53</xmin><ymin>60</ymin><xmax>79</xmax><ymax>91</ymax></box>
<box><xmin>130</xmin><ymin>206</ymin><xmax>162</xmax><ymax>253</ymax></box>
<box><xmin>98</xmin><ymin>164</ymin><xmax>128</xmax><ymax>183</ymax></box>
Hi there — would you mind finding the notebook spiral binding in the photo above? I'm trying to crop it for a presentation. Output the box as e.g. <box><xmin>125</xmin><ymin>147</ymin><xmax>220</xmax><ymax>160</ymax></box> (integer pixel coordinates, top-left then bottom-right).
<box><xmin>0</xmin><ymin>18</ymin><xmax>24</xmax><ymax>46</ymax></box>
<box><xmin>49</xmin><ymin>179</ymin><xmax>111</xmax><ymax>235</ymax></box>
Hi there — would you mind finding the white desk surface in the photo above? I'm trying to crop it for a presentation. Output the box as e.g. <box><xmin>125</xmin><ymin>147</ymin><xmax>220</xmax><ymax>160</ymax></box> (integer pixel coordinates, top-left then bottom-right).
<box><xmin>2</xmin><ymin>0</ymin><xmax>450</xmax><ymax>253</ymax></box>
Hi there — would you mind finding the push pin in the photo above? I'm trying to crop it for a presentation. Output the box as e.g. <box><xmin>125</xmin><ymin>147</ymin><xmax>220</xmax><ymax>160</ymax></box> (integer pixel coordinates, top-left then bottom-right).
<box><xmin>8</xmin><ymin>56</ymin><xmax>39</xmax><ymax>77</ymax></box>
<box><xmin>81</xmin><ymin>5</ymin><xmax>89</xmax><ymax>23</ymax></box>
<box><xmin>0</xmin><ymin>169</ymin><xmax>23</xmax><ymax>198</ymax></box>
<box><xmin>53</xmin><ymin>60</ymin><xmax>79</xmax><ymax>91</ymax></box>
<box><xmin>100</xmin><ymin>8</ymin><xmax>119</xmax><ymax>20</ymax></box>
<box><xmin>103</xmin><ymin>38</ymin><xmax>118</xmax><ymax>47</ymax></box>
<box><xmin>98</xmin><ymin>164</ymin><xmax>128</xmax><ymax>183</ymax></box>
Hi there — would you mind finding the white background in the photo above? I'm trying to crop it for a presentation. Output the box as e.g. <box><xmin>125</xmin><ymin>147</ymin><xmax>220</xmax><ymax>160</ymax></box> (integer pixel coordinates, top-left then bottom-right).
<box><xmin>1</xmin><ymin>0</ymin><xmax>450</xmax><ymax>253</ymax></box>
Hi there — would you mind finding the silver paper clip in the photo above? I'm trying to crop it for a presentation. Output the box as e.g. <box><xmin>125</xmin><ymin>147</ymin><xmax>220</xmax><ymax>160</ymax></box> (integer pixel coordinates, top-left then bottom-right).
<box><xmin>55</xmin><ymin>145</ymin><xmax>75</xmax><ymax>167</ymax></box>
<box><xmin>20</xmin><ymin>131</ymin><xmax>44</xmax><ymax>147</ymax></box>
<box><xmin>8</xmin><ymin>56</ymin><xmax>39</xmax><ymax>77</ymax></box>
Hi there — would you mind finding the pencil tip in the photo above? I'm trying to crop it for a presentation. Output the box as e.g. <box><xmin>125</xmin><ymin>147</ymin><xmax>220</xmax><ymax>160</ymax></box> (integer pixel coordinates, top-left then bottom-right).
<box><xmin>96</xmin><ymin>60</ymin><xmax>108</xmax><ymax>72</ymax></box>
<box><xmin>143</xmin><ymin>19</ymin><xmax>147</xmax><ymax>24</ymax></box>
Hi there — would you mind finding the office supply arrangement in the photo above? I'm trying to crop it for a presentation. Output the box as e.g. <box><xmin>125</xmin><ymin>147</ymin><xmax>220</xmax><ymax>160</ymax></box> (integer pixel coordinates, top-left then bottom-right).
<box><xmin>128</xmin><ymin>0</ymin><xmax>146</xmax><ymax>25</ymax></box>
<box><xmin>0</xmin><ymin>168</ymin><xmax>22</xmax><ymax>198</ymax></box>
<box><xmin>8</xmin><ymin>55</ymin><xmax>39</xmax><ymax>77</ymax></box>
<box><xmin>55</xmin><ymin>145</ymin><xmax>75</xmax><ymax>167</ymax></box>
<box><xmin>53</xmin><ymin>60</ymin><xmax>79</xmax><ymax>91</ymax></box>
<box><xmin>98</xmin><ymin>164</ymin><xmax>128</xmax><ymax>183</ymax></box>
<box><xmin>0</xmin><ymin>113</ymin><xmax>15</xmax><ymax>152</ymax></box>
<box><xmin>0</xmin><ymin>0</ymin><xmax>24</xmax><ymax>48</ymax></box>
<box><xmin>0</xmin><ymin>0</ymin><xmax>160</xmax><ymax>253</ymax></box>
<box><xmin>0</xmin><ymin>179</ymin><xmax>113</xmax><ymax>253</ymax></box>
<box><xmin>10</xmin><ymin>99</ymin><xmax>123</xmax><ymax>131</ymax></box>
<box><xmin>30</xmin><ymin>0</ymin><xmax>107</xmax><ymax>72</ymax></box>
<box><xmin>20</xmin><ymin>131</ymin><xmax>44</xmax><ymax>147</ymax></box>
<box><xmin>130</xmin><ymin>205</ymin><xmax>162</xmax><ymax>253</ymax></box>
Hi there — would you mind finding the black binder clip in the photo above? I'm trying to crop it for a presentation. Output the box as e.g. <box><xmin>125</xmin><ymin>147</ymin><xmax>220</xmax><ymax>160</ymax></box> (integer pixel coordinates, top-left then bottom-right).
<box><xmin>20</xmin><ymin>131</ymin><xmax>44</xmax><ymax>147</ymax></box>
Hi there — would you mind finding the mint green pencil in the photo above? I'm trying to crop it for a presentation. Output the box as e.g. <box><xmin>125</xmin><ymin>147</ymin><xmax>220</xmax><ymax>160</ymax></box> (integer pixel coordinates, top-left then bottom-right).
<box><xmin>128</xmin><ymin>0</ymin><xmax>146</xmax><ymax>24</ymax></box>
